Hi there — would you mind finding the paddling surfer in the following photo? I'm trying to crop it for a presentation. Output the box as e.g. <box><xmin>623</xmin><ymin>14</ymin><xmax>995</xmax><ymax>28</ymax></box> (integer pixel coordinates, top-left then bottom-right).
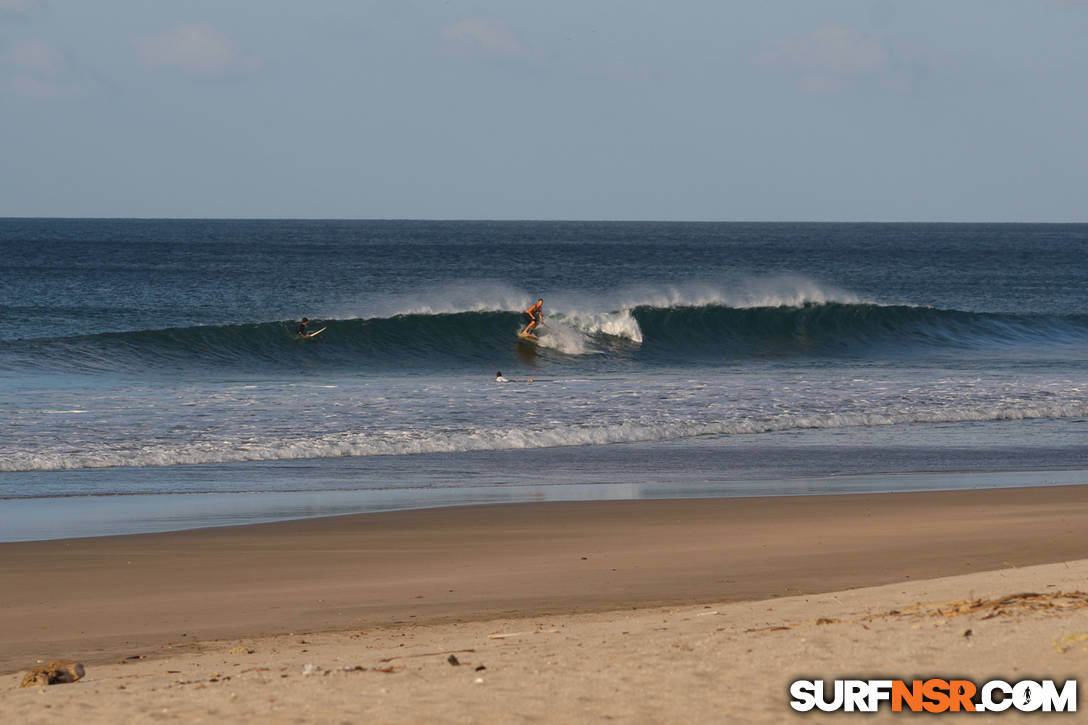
<box><xmin>296</xmin><ymin>318</ymin><xmax>310</xmax><ymax>337</ymax></box>
<box><xmin>520</xmin><ymin>299</ymin><xmax>543</xmax><ymax>337</ymax></box>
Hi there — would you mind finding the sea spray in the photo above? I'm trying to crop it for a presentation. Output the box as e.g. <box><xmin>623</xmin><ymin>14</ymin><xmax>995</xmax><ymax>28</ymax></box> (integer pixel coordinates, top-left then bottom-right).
<box><xmin>3</xmin><ymin>304</ymin><xmax>1086</xmax><ymax>375</ymax></box>
<box><xmin>2</xmin><ymin>219</ymin><xmax>1085</xmax><ymax>525</ymax></box>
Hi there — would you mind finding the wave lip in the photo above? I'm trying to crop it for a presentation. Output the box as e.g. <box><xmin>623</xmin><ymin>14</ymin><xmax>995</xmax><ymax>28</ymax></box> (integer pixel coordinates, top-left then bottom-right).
<box><xmin>2</xmin><ymin>302</ymin><xmax>1086</xmax><ymax>375</ymax></box>
<box><xmin>630</xmin><ymin>303</ymin><xmax>1088</xmax><ymax>360</ymax></box>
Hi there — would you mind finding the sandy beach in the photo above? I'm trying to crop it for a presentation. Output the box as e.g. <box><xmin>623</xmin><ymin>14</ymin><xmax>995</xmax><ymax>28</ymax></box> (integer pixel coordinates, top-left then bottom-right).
<box><xmin>3</xmin><ymin>485</ymin><xmax>1088</xmax><ymax>722</ymax></box>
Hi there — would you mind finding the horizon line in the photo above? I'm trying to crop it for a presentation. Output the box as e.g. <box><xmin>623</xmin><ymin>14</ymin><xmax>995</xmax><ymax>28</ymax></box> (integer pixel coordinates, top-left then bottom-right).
<box><xmin>2</xmin><ymin>216</ymin><xmax>1087</xmax><ymax>225</ymax></box>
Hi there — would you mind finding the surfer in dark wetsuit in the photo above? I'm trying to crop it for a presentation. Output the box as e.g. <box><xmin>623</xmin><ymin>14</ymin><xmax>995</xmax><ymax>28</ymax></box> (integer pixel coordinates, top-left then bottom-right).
<box><xmin>521</xmin><ymin>299</ymin><xmax>543</xmax><ymax>337</ymax></box>
<box><xmin>296</xmin><ymin>318</ymin><xmax>309</xmax><ymax>337</ymax></box>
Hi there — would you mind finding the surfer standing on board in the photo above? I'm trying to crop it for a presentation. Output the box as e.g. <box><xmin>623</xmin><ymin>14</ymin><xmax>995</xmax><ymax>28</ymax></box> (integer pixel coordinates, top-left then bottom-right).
<box><xmin>520</xmin><ymin>299</ymin><xmax>543</xmax><ymax>337</ymax></box>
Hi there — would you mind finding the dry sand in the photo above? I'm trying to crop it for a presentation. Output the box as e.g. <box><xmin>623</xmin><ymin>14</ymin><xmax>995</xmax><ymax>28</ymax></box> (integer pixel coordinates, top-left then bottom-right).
<box><xmin>2</xmin><ymin>485</ymin><xmax>1088</xmax><ymax>723</ymax></box>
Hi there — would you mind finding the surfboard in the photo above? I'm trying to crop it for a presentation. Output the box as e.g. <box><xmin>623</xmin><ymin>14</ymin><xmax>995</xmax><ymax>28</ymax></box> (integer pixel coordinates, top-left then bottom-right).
<box><xmin>303</xmin><ymin>327</ymin><xmax>326</xmax><ymax>339</ymax></box>
<box><xmin>518</xmin><ymin>333</ymin><xmax>538</xmax><ymax>342</ymax></box>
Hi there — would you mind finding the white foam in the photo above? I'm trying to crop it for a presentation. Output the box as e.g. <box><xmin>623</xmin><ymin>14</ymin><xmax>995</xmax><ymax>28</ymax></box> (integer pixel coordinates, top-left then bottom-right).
<box><xmin>5</xmin><ymin>400</ymin><xmax>1087</xmax><ymax>473</ymax></box>
<box><xmin>535</xmin><ymin>323</ymin><xmax>591</xmax><ymax>354</ymax></box>
<box><xmin>532</xmin><ymin>276</ymin><xmax>863</xmax><ymax>353</ymax></box>
<box><xmin>557</xmin><ymin>309</ymin><xmax>644</xmax><ymax>343</ymax></box>
<box><xmin>309</xmin><ymin>276</ymin><xmax>881</xmax><ymax>359</ymax></box>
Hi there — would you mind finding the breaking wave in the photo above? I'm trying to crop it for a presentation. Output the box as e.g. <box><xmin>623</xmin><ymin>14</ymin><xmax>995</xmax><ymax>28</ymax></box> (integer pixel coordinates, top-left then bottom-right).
<box><xmin>3</xmin><ymin>302</ymin><xmax>1086</xmax><ymax>374</ymax></box>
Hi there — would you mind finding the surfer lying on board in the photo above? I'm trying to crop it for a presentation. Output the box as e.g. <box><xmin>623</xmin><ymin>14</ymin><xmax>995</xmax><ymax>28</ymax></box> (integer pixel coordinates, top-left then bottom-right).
<box><xmin>296</xmin><ymin>318</ymin><xmax>310</xmax><ymax>336</ymax></box>
<box><xmin>520</xmin><ymin>299</ymin><xmax>543</xmax><ymax>337</ymax></box>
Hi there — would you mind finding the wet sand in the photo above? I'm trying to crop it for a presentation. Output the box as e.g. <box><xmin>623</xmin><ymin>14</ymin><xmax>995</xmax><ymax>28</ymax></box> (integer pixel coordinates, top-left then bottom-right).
<box><xmin>3</xmin><ymin>485</ymin><xmax>1087</xmax><ymax>679</ymax></box>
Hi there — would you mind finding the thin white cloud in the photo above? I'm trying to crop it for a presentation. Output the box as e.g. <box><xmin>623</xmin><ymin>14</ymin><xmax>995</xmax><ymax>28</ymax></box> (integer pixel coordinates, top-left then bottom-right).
<box><xmin>441</xmin><ymin>18</ymin><xmax>524</xmax><ymax>58</ymax></box>
<box><xmin>2</xmin><ymin>39</ymin><xmax>90</xmax><ymax>100</ymax></box>
<box><xmin>754</xmin><ymin>26</ymin><xmax>888</xmax><ymax>92</ymax></box>
<box><xmin>135</xmin><ymin>24</ymin><xmax>259</xmax><ymax>78</ymax></box>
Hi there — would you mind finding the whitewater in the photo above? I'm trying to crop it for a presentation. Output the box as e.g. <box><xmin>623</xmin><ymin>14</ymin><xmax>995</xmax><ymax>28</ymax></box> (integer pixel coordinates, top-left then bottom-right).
<box><xmin>1</xmin><ymin>219</ymin><xmax>1085</xmax><ymax>539</ymax></box>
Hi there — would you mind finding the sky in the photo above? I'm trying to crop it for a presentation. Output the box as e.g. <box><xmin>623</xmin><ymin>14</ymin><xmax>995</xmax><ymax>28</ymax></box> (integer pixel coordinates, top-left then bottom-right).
<box><xmin>1</xmin><ymin>0</ymin><xmax>1086</xmax><ymax>221</ymax></box>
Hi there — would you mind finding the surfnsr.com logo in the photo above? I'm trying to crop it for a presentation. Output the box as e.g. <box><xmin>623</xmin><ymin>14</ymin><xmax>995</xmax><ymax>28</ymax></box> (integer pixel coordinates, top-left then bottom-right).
<box><xmin>790</xmin><ymin>678</ymin><xmax>1077</xmax><ymax>713</ymax></box>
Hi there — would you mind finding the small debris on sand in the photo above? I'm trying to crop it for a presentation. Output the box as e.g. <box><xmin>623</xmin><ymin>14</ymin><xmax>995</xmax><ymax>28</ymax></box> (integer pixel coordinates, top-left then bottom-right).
<box><xmin>20</xmin><ymin>661</ymin><xmax>85</xmax><ymax>688</ymax></box>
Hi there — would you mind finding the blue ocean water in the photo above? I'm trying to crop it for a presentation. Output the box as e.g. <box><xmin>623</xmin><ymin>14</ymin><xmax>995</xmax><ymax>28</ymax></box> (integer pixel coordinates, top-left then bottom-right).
<box><xmin>1</xmin><ymin>220</ymin><xmax>1086</xmax><ymax>540</ymax></box>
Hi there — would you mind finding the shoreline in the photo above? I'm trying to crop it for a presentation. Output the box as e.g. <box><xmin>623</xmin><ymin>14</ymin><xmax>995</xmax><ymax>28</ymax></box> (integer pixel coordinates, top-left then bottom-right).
<box><xmin>3</xmin><ymin>465</ymin><xmax>1087</xmax><ymax>543</ymax></box>
<box><xmin>3</xmin><ymin>484</ymin><xmax>1088</xmax><ymax>677</ymax></box>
